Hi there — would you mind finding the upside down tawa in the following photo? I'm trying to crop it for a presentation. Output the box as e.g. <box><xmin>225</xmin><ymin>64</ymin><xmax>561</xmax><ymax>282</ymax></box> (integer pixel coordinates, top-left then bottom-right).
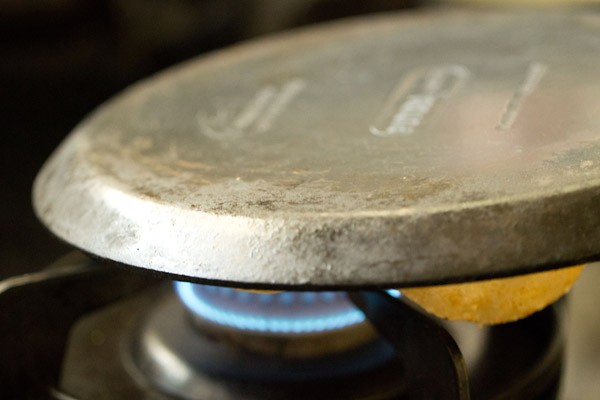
<box><xmin>33</xmin><ymin>8</ymin><xmax>600</xmax><ymax>288</ymax></box>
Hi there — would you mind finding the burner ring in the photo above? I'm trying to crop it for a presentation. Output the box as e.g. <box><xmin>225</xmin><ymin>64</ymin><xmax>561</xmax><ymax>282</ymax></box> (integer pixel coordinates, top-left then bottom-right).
<box><xmin>125</xmin><ymin>287</ymin><xmax>404</xmax><ymax>399</ymax></box>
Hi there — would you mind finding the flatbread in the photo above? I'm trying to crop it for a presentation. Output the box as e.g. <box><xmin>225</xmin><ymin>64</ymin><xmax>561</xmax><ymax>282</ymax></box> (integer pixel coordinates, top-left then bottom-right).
<box><xmin>402</xmin><ymin>265</ymin><xmax>584</xmax><ymax>324</ymax></box>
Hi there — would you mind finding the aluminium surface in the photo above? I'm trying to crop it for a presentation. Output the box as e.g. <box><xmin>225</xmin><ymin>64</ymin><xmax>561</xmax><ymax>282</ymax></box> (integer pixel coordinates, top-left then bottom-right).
<box><xmin>33</xmin><ymin>8</ymin><xmax>600</xmax><ymax>288</ymax></box>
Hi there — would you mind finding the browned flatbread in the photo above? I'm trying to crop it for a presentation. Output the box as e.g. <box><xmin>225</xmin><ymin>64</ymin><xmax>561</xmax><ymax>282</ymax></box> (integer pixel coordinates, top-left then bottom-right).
<box><xmin>401</xmin><ymin>265</ymin><xmax>584</xmax><ymax>325</ymax></box>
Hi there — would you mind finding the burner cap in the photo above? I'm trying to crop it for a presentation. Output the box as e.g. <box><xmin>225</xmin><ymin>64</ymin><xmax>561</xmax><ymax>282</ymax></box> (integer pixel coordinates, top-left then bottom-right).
<box><xmin>34</xmin><ymin>9</ymin><xmax>600</xmax><ymax>288</ymax></box>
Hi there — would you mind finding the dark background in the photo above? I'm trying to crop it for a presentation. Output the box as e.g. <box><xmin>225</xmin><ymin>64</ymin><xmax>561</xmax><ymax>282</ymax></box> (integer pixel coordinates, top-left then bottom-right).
<box><xmin>0</xmin><ymin>0</ymin><xmax>425</xmax><ymax>279</ymax></box>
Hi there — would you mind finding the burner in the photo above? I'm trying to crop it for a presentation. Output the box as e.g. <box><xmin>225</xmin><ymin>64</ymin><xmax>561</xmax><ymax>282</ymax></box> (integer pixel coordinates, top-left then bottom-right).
<box><xmin>44</xmin><ymin>272</ymin><xmax>563</xmax><ymax>400</ymax></box>
<box><xmin>0</xmin><ymin>255</ymin><xmax>566</xmax><ymax>399</ymax></box>
<box><xmin>125</xmin><ymin>284</ymin><xmax>404</xmax><ymax>399</ymax></box>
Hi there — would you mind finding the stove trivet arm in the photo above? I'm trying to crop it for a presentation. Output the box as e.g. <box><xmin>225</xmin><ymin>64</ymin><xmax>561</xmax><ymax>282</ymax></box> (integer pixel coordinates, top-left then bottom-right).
<box><xmin>350</xmin><ymin>291</ymin><xmax>470</xmax><ymax>400</ymax></box>
<box><xmin>0</xmin><ymin>252</ymin><xmax>160</xmax><ymax>399</ymax></box>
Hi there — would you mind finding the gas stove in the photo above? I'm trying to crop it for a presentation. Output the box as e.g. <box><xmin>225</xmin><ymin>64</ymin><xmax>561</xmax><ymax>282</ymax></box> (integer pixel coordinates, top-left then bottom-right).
<box><xmin>4</xmin><ymin>6</ymin><xmax>600</xmax><ymax>400</ymax></box>
<box><xmin>1</xmin><ymin>253</ymin><xmax>567</xmax><ymax>399</ymax></box>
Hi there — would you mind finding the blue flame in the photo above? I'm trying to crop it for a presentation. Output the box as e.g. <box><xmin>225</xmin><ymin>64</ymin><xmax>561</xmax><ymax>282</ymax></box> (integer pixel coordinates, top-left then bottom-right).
<box><xmin>386</xmin><ymin>289</ymin><xmax>402</xmax><ymax>298</ymax></box>
<box><xmin>174</xmin><ymin>282</ymin><xmax>366</xmax><ymax>334</ymax></box>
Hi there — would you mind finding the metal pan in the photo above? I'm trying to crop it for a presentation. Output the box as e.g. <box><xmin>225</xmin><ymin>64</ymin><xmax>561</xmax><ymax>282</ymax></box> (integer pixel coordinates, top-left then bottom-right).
<box><xmin>33</xmin><ymin>8</ymin><xmax>600</xmax><ymax>288</ymax></box>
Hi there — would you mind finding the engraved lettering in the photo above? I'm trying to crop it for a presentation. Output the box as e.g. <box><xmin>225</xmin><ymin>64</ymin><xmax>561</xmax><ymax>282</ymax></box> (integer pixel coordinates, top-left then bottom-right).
<box><xmin>256</xmin><ymin>79</ymin><xmax>306</xmax><ymax>132</ymax></box>
<box><xmin>496</xmin><ymin>62</ymin><xmax>547</xmax><ymax>131</ymax></box>
<box><xmin>370</xmin><ymin>64</ymin><xmax>470</xmax><ymax>137</ymax></box>
<box><xmin>198</xmin><ymin>78</ymin><xmax>306</xmax><ymax>140</ymax></box>
<box><xmin>232</xmin><ymin>87</ymin><xmax>278</xmax><ymax>131</ymax></box>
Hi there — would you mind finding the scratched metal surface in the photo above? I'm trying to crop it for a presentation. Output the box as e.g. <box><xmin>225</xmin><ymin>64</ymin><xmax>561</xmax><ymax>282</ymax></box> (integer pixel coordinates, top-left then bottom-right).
<box><xmin>33</xmin><ymin>8</ymin><xmax>600</xmax><ymax>288</ymax></box>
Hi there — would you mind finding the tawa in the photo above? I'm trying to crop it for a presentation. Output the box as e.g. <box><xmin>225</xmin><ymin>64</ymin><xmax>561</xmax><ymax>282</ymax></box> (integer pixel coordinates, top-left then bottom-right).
<box><xmin>34</xmin><ymin>8</ymin><xmax>600</xmax><ymax>288</ymax></box>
